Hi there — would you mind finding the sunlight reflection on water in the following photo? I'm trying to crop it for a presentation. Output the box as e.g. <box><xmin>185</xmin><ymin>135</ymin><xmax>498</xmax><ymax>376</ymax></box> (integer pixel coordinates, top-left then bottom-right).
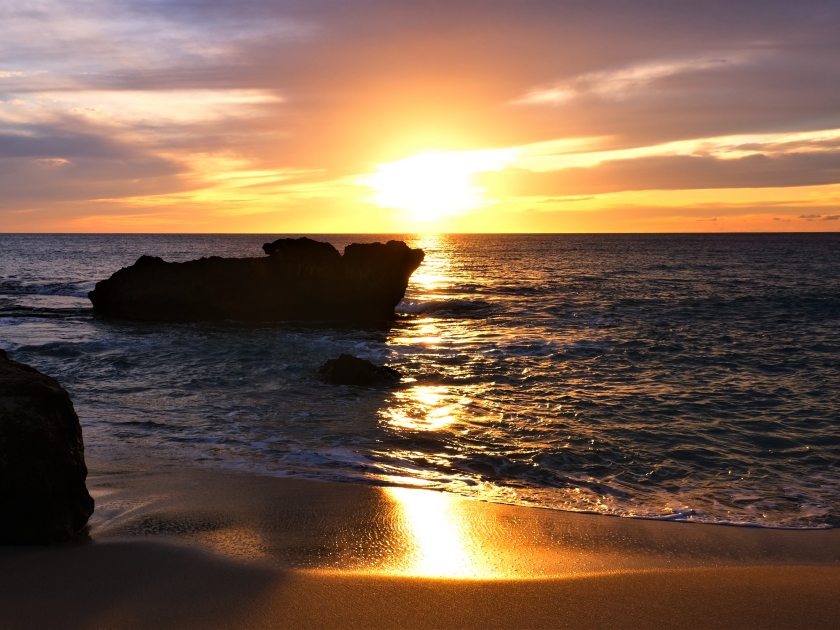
<box><xmin>380</xmin><ymin>385</ymin><xmax>469</xmax><ymax>432</ymax></box>
<box><xmin>408</xmin><ymin>234</ymin><xmax>449</xmax><ymax>291</ymax></box>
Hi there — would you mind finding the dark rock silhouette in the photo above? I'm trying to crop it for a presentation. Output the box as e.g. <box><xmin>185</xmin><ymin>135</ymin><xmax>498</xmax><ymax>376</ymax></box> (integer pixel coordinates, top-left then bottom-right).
<box><xmin>318</xmin><ymin>354</ymin><xmax>401</xmax><ymax>386</ymax></box>
<box><xmin>0</xmin><ymin>349</ymin><xmax>94</xmax><ymax>544</ymax></box>
<box><xmin>262</xmin><ymin>237</ymin><xmax>342</xmax><ymax>261</ymax></box>
<box><xmin>88</xmin><ymin>237</ymin><xmax>425</xmax><ymax>322</ymax></box>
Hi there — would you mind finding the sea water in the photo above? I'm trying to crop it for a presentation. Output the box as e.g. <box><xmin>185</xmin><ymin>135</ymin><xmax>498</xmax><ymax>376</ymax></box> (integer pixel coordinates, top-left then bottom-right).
<box><xmin>1</xmin><ymin>233</ymin><xmax>838</xmax><ymax>528</ymax></box>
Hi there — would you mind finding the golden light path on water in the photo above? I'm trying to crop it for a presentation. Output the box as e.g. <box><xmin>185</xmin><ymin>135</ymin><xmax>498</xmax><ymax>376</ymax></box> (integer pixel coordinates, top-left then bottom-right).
<box><xmin>382</xmin><ymin>234</ymin><xmax>472</xmax><ymax>432</ymax></box>
<box><xmin>376</xmin><ymin>233</ymin><xmax>510</xmax><ymax>492</ymax></box>
<box><xmin>381</xmin><ymin>386</ymin><xmax>467</xmax><ymax>431</ymax></box>
<box><xmin>402</xmin><ymin>234</ymin><xmax>453</xmax><ymax>293</ymax></box>
<box><xmin>374</xmin><ymin>233</ymin><xmax>516</xmax><ymax>579</ymax></box>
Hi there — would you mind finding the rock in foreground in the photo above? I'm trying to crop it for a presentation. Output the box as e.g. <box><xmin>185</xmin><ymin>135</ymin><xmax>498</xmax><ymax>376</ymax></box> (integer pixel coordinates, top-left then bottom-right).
<box><xmin>88</xmin><ymin>237</ymin><xmax>425</xmax><ymax>323</ymax></box>
<box><xmin>318</xmin><ymin>354</ymin><xmax>401</xmax><ymax>386</ymax></box>
<box><xmin>0</xmin><ymin>350</ymin><xmax>94</xmax><ymax>544</ymax></box>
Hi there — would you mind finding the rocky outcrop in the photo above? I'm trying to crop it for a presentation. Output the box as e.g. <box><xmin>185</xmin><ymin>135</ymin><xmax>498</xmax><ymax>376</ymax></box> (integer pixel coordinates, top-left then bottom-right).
<box><xmin>318</xmin><ymin>354</ymin><xmax>402</xmax><ymax>386</ymax></box>
<box><xmin>88</xmin><ymin>238</ymin><xmax>425</xmax><ymax>323</ymax></box>
<box><xmin>0</xmin><ymin>350</ymin><xmax>94</xmax><ymax>544</ymax></box>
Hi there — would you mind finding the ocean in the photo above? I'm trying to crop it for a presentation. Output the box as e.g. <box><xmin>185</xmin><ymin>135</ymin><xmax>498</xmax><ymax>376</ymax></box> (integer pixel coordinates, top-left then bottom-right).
<box><xmin>1</xmin><ymin>233</ymin><xmax>838</xmax><ymax>528</ymax></box>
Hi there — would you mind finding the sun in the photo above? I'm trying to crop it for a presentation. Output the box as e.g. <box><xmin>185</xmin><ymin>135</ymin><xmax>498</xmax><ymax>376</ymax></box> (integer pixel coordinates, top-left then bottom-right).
<box><xmin>360</xmin><ymin>149</ymin><xmax>514</xmax><ymax>222</ymax></box>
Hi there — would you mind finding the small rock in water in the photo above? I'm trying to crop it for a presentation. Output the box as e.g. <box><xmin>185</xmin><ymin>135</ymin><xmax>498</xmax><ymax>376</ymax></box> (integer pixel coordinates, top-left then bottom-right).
<box><xmin>318</xmin><ymin>354</ymin><xmax>401</xmax><ymax>386</ymax></box>
<box><xmin>0</xmin><ymin>349</ymin><xmax>94</xmax><ymax>544</ymax></box>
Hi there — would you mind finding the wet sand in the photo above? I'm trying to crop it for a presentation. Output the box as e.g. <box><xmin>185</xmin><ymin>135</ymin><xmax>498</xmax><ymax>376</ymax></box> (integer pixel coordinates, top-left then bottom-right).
<box><xmin>1</xmin><ymin>458</ymin><xmax>839</xmax><ymax>628</ymax></box>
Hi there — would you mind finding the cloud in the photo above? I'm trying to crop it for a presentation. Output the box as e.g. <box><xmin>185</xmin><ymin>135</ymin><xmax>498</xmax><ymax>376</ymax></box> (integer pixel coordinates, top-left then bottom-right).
<box><xmin>480</xmin><ymin>136</ymin><xmax>840</xmax><ymax>197</ymax></box>
<box><xmin>823</xmin><ymin>214</ymin><xmax>840</xmax><ymax>220</ymax></box>
<box><xmin>514</xmin><ymin>128</ymin><xmax>840</xmax><ymax>172</ymax></box>
<box><xmin>0</xmin><ymin>1</ymin><xmax>312</xmax><ymax>78</ymax></box>
<box><xmin>0</xmin><ymin>89</ymin><xmax>282</xmax><ymax>129</ymax></box>
<box><xmin>515</xmin><ymin>56</ymin><xmax>746</xmax><ymax>105</ymax></box>
<box><xmin>800</xmin><ymin>214</ymin><xmax>822</xmax><ymax>220</ymax></box>
<box><xmin>3</xmin><ymin>0</ymin><xmax>840</xmax><ymax>230</ymax></box>
<box><xmin>0</xmin><ymin>128</ymin><xmax>188</xmax><ymax>207</ymax></box>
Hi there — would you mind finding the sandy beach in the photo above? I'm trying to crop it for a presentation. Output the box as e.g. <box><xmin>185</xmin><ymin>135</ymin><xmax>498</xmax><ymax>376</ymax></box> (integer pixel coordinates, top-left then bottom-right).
<box><xmin>1</xmin><ymin>458</ymin><xmax>838</xmax><ymax>629</ymax></box>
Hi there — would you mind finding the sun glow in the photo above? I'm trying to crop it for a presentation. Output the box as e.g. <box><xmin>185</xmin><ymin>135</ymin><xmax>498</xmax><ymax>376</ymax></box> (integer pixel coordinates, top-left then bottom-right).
<box><xmin>360</xmin><ymin>149</ymin><xmax>515</xmax><ymax>222</ymax></box>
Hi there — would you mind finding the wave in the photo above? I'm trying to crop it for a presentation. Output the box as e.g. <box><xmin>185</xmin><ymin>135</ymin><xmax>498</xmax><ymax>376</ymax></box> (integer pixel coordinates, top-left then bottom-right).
<box><xmin>0</xmin><ymin>279</ymin><xmax>92</xmax><ymax>298</ymax></box>
<box><xmin>396</xmin><ymin>298</ymin><xmax>494</xmax><ymax>317</ymax></box>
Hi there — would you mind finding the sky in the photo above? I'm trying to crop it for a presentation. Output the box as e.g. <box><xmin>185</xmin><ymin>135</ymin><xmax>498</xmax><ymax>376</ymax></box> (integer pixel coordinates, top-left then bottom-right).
<box><xmin>2</xmin><ymin>0</ymin><xmax>840</xmax><ymax>233</ymax></box>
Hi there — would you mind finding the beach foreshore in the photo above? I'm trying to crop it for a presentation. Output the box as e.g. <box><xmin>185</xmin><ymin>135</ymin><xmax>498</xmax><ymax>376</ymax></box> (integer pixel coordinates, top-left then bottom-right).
<box><xmin>2</xmin><ymin>458</ymin><xmax>839</xmax><ymax>629</ymax></box>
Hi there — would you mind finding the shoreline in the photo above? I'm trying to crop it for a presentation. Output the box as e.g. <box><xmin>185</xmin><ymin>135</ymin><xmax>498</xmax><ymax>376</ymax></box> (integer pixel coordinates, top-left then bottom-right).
<box><xmin>81</xmin><ymin>457</ymin><xmax>840</xmax><ymax>576</ymax></box>
<box><xmin>2</xmin><ymin>457</ymin><xmax>839</xmax><ymax>628</ymax></box>
<box><xmin>83</xmin><ymin>448</ymin><xmax>837</xmax><ymax>532</ymax></box>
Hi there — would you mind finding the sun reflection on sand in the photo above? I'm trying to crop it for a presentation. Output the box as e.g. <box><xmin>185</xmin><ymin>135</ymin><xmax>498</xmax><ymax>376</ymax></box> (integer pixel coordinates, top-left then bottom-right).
<box><xmin>384</xmin><ymin>486</ymin><xmax>484</xmax><ymax>578</ymax></box>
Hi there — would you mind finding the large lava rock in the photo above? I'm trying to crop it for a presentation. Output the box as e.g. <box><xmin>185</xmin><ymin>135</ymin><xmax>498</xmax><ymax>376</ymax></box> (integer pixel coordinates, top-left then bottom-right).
<box><xmin>0</xmin><ymin>350</ymin><xmax>94</xmax><ymax>544</ymax></box>
<box><xmin>318</xmin><ymin>354</ymin><xmax>402</xmax><ymax>386</ymax></box>
<box><xmin>88</xmin><ymin>237</ymin><xmax>425</xmax><ymax>322</ymax></box>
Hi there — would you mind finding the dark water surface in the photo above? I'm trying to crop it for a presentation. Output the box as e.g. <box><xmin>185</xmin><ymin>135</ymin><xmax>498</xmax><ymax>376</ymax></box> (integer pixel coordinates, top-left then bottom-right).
<box><xmin>1</xmin><ymin>233</ymin><xmax>839</xmax><ymax>527</ymax></box>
